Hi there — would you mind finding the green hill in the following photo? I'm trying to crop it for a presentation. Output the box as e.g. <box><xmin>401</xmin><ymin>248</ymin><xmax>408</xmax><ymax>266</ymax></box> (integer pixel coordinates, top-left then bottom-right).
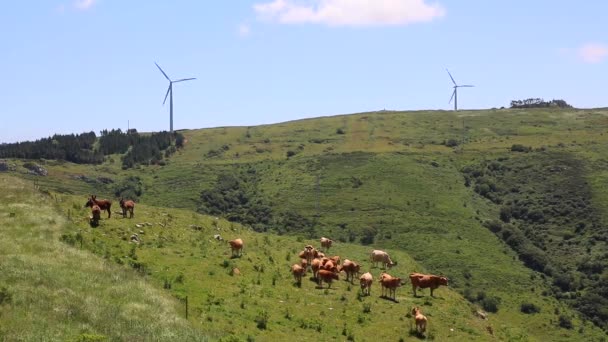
<box><xmin>3</xmin><ymin>107</ymin><xmax>608</xmax><ymax>340</ymax></box>
<box><xmin>0</xmin><ymin>175</ymin><xmax>206</xmax><ymax>341</ymax></box>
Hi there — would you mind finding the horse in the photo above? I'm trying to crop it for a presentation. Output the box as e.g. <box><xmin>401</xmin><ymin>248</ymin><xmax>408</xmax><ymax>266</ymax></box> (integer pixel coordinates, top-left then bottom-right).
<box><xmin>119</xmin><ymin>198</ymin><xmax>135</xmax><ymax>218</ymax></box>
<box><xmin>85</xmin><ymin>195</ymin><xmax>112</xmax><ymax>218</ymax></box>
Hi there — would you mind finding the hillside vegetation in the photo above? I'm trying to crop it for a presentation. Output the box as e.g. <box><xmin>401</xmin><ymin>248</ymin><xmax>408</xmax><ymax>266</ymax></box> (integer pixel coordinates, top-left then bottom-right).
<box><xmin>0</xmin><ymin>174</ymin><xmax>206</xmax><ymax>341</ymax></box>
<box><xmin>4</xmin><ymin>107</ymin><xmax>608</xmax><ymax>340</ymax></box>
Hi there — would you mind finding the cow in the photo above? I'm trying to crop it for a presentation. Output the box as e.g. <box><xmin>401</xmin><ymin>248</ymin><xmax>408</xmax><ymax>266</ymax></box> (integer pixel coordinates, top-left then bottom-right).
<box><xmin>119</xmin><ymin>198</ymin><xmax>135</xmax><ymax>218</ymax></box>
<box><xmin>379</xmin><ymin>273</ymin><xmax>402</xmax><ymax>301</ymax></box>
<box><xmin>311</xmin><ymin>258</ymin><xmax>322</xmax><ymax>279</ymax></box>
<box><xmin>322</xmin><ymin>259</ymin><xmax>337</xmax><ymax>272</ymax></box>
<box><xmin>90</xmin><ymin>204</ymin><xmax>101</xmax><ymax>227</ymax></box>
<box><xmin>320</xmin><ymin>237</ymin><xmax>333</xmax><ymax>252</ymax></box>
<box><xmin>359</xmin><ymin>272</ymin><xmax>373</xmax><ymax>296</ymax></box>
<box><xmin>370</xmin><ymin>250</ymin><xmax>394</xmax><ymax>269</ymax></box>
<box><xmin>300</xmin><ymin>258</ymin><xmax>308</xmax><ymax>271</ymax></box>
<box><xmin>228</xmin><ymin>238</ymin><xmax>244</xmax><ymax>257</ymax></box>
<box><xmin>328</xmin><ymin>255</ymin><xmax>341</xmax><ymax>266</ymax></box>
<box><xmin>317</xmin><ymin>269</ymin><xmax>339</xmax><ymax>289</ymax></box>
<box><xmin>409</xmin><ymin>273</ymin><xmax>448</xmax><ymax>297</ymax></box>
<box><xmin>300</xmin><ymin>245</ymin><xmax>318</xmax><ymax>265</ymax></box>
<box><xmin>341</xmin><ymin>259</ymin><xmax>361</xmax><ymax>283</ymax></box>
<box><xmin>291</xmin><ymin>264</ymin><xmax>305</xmax><ymax>286</ymax></box>
<box><xmin>412</xmin><ymin>307</ymin><xmax>428</xmax><ymax>335</ymax></box>
<box><xmin>85</xmin><ymin>195</ymin><xmax>112</xmax><ymax>218</ymax></box>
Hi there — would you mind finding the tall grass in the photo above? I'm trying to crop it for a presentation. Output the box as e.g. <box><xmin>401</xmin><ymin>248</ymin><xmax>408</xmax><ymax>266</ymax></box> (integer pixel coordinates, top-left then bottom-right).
<box><xmin>0</xmin><ymin>175</ymin><xmax>206</xmax><ymax>341</ymax></box>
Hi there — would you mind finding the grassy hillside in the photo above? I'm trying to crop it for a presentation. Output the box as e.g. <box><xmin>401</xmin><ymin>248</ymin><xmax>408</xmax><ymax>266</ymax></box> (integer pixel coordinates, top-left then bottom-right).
<box><xmin>0</xmin><ymin>174</ymin><xmax>206</xmax><ymax>341</ymax></box>
<box><xmin>56</xmin><ymin>191</ymin><xmax>599</xmax><ymax>341</ymax></box>
<box><xmin>4</xmin><ymin>107</ymin><xmax>608</xmax><ymax>340</ymax></box>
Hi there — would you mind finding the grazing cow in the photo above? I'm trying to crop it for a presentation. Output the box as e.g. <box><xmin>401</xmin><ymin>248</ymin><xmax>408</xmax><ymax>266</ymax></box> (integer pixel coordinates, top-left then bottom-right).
<box><xmin>119</xmin><ymin>198</ymin><xmax>135</xmax><ymax>218</ymax></box>
<box><xmin>359</xmin><ymin>272</ymin><xmax>373</xmax><ymax>296</ymax></box>
<box><xmin>300</xmin><ymin>245</ymin><xmax>318</xmax><ymax>265</ymax></box>
<box><xmin>317</xmin><ymin>269</ymin><xmax>339</xmax><ymax>289</ymax></box>
<box><xmin>412</xmin><ymin>307</ymin><xmax>428</xmax><ymax>335</ymax></box>
<box><xmin>228</xmin><ymin>238</ymin><xmax>244</xmax><ymax>257</ymax></box>
<box><xmin>409</xmin><ymin>273</ymin><xmax>449</xmax><ymax>297</ymax></box>
<box><xmin>316</xmin><ymin>251</ymin><xmax>325</xmax><ymax>259</ymax></box>
<box><xmin>341</xmin><ymin>259</ymin><xmax>361</xmax><ymax>283</ymax></box>
<box><xmin>300</xmin><ymin>258</ymin><xmax>308</xmax><ymax>271</ymax></box>
<box><xmin>379</xmin><ymin>273</ymin><xmax>403</xmax><ymax>301</ymax></box>
<box><xmin>311</xmin><ymin>258</ymin><xmax>322</xmax><ymax>279</ymax></box>
<box><xmin>291</xmin><ymin>264</ymin><xmax>305</xmax><ymax>286</ymax></box>
<box><xmin>322</xmin><ymin>260</ymin><xmax>337</xmax><ymax>272</ymax></box>
<box><xmin>370</xmin><ymin>250</ymin><xmax>394</xmax><ymax>269</ymax></box>
<box><xmin>85</xmin><ymin>195</ymin><xmax>112</xmax><ymax>218</ymax></box>
<box><xmin>320</xmin><ymin>237</ymin><xmax>333</xmax><ymax>252</ymax></box>
<box><xmin>329</xmin><ymin>255</ymin><xmax>341</xmax><ymax>266</ymax></box>
<box><xmin>90</xmin><ymin>204</ymin><xmax>101</xmax><ymax>226</ymax></box>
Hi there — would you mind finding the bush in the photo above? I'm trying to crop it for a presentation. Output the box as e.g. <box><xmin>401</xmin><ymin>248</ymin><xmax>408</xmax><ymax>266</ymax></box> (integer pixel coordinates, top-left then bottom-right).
<box><xmin>558</xmin><ymin>314</ymin><xmax>573</xmax><ymax>329</ymax></box>
<box><xmin>481</xmin><ymin>296</ymin><xmax>501</xmax><ymax>313</ymax></box>
<box><xmin>444</xmin><ymin>138</ymin><xmax>460</xmax><ymax>147</ymax></box>
<box><xmin>520</xmin><ymin>302</ymin><xmax>541</xmax><ymax>314</ymax></box>
<box><xmin>286</xmin><ymin>150</ymin><xmax>296</xmax><ymax>158</ymax></box>
<box><xmin>255</xmin><ymin>310</ymin><xmax>269</xmax><ymax>330</ymax></box>
<box><xmin>336</xmin><ymin>128</ymin><xmax>345</xmax><ymax>135</ymax></box>
<box><xmin>510</xmin><ymin>144</ymin><xmax>531</xmax><ymax>152</ymax></box>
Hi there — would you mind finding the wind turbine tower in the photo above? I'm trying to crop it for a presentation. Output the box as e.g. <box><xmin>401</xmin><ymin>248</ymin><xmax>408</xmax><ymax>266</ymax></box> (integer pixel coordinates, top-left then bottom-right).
<box><xmin>447</xmin><ymin>69</ymin><xmax>474</xmax><ymax>111</ymax></box>
<box><xmin>155</xmin><ymin>62</ymin><xmax>196</xmax><ymax>133</ymax></box>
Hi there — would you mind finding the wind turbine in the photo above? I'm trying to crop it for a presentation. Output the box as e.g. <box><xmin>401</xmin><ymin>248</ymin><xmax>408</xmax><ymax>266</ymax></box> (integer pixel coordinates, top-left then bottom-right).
<box><xmin>447</xmin><ymin>69</ymin><xmax>474</xmax><ymax>111</ymax></box>
<box><xmin>155</xmin><ymin>62</ymin><xmax>196</xmax><ymax>133</ymax></box>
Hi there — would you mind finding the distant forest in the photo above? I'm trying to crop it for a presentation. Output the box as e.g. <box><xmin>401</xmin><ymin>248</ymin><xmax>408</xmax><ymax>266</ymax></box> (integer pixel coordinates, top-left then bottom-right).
<box><xmin>0</xmin><ymin>129</ymin><xmax>184</xmax><ymax>169</ymax></box>
<box><xmin>510</xmin><ymin>98</ymin><xmax>573</xmax><ymax>109</ymax></box>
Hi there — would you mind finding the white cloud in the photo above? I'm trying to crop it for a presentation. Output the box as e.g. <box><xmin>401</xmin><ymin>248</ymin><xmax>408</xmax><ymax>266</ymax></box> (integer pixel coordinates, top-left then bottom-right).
<box><xmin>238</xmin><ymin>24</ymin><xmax>252</xmax><ymax>37</ymax></box>
<box><xmin>578</xmin><ymin>43</ymin><xmax>608</xmax><ymax>64</ymax></box>
<box><xmin>253</xmin><ymin>0</ymin><xmax>446</xmax><ymax>27</ymax></box>
<box><xmin>74</xmin><ymin>0</ymin><xmax>97</xmax><ymax>10</ymax></box>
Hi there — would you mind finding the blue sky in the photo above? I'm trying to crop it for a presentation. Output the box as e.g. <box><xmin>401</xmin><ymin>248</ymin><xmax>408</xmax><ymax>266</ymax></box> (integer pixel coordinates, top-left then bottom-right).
<box><xmin>1</xmin><ymin>0</ymin><xmax>607</xmax><ymax>143</ymax></box>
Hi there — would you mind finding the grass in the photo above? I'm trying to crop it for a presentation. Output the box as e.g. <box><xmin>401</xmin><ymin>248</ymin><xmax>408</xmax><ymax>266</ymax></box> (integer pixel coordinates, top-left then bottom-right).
<box><xmin>0</xmin><ymin>174</ymin><xmax>206</xmax><ymax>341</ymax></box>
<box><xmin>4</xmin><ymin>107</ymin><xmax>608</xmax><ymax>340</ymax></box>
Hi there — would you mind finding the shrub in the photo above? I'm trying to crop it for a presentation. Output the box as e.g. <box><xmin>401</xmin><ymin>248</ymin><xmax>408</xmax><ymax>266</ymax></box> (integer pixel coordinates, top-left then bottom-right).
<box><xmin>444</xmin><ymin>138</ymin><xmax>460</xmax><ymax>147</ymax></box>
<box><xmin>520</xmin><ymin>302</ymin><xmax>541</xmax><ymax>314</ymax></box>
<box><xmin>481</xmin><ymin>296</ymin><xmax>501</xmax><ymax>313</ymax></box>
<box><xmin>558</xmin><ymin>315</ymin><xmax>573</xmax><ymax>329</ymax></box>
<box><xmin>255</xmin><ymin>310</ymin><xmax>269</xmax><ymax>330</ymax></box>
<box><xmin>336</xmin><ymin>128</ymin><xmax>345</xmax><ymax>134</ymax></box>
<box><xmin>286</xmin><ymin>150</ymin><xmax>296</xmax><ymax>158</ymax></box>
<box><xmin>510</xmin><ymin>144</ymin><xmax>531</xmax><ymax>152</ymax></box>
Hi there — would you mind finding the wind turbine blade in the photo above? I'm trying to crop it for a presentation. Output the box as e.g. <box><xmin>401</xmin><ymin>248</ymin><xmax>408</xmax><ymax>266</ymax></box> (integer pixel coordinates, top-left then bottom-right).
<box><xmin>155</xmin><ymin>62</ymin><xmax>171</xmax><ymax>81</ymax></box>
<box><xmin>449</xmin><ymin>89</ymin><xmax>456</xmax><ymax>104</ymax></box>
<box><xmin>446</xmin><ymin>69</ymin><xmax>456</xmax><ymax>85</ymax></box>
<box><xmin>162</xmin><ymin>84</ymin><xmax>171</xmax><ymax>105</ymax></box>
<box><xmin>173</xmin><ymin>78</ymin><xmax>196</xmax><ymax>83</ymax></box>
<box><xmin>460</xmin><ymin>85</ymin><xmax>474</xmax><ymax>87</ymax></box>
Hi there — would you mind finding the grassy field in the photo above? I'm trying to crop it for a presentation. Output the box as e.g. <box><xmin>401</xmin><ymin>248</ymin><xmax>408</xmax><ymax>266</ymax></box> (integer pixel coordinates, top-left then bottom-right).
<box><xmin>4</xmin><ymin>107</ymin><xmax>608</xmax><ymax>340</ymax></box>
<box><xmin>0</xmin><ymin>174</ymin><xmax>207</xmax><ymax>341</ymax></box>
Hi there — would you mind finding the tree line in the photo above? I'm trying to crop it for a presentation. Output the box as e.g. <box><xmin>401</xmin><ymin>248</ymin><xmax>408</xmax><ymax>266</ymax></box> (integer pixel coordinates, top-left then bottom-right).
<box><xmin>0</xmin><ymin>129</ymin><xmax>184</xmax><ymax>169</ymax></box>
<box><xmin>510</xmin><ymin>98</ymin><xmax>573</xmax><ymax>109</ymax></box>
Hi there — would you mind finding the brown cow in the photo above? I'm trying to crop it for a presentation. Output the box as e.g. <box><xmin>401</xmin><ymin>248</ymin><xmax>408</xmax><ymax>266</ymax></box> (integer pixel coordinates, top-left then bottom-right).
<box><xmin>379</xmin><ymin>273</ymin><xmax>402</xmax><ymax>301</ymax></box>
<box><xmin>359</xmin><ymin>272</ymin><xmax>373</xmax><ymax>296</ymax></box>
<box><xmin>311</xmin><ymin>258</ymin><xmax>322</xmax><ymax>279</ymax></box>
<box><xmin>317</xmin><ymin>269</ymin><xmax>339</xmax><ymax>289</ymax></box>
<box><xmin>320</xmin><ymin>237</ymin><xmax>333</xmax><ymax>252</ymax></box>
<box><xmin>300</xmin><ymin>258</ymin><xmax>308</xmax><ymax>271</ymax></box>
<box><xmin>90</xmin><ymin>204</ymin><xmax>101</xmax><ymax>227</ymax></box>
<box><xmin>119</xmin><ymin>198</ymin><xmax>135</xmax><ymax>218</ymax></box>
<box><xmin>229</xmin><ymin>238</ymin><xmax>244</xmax><ymax>257</ymax></box>
<box><xmin>409</xmin><ymin>273</ymin><xmax>448</xmax><ymax>297</ymax></box>
<box><xmin>412</xmin><ymin>307</ymin><xmax>428</xmax><ymax>335</ymax></box>
<box><xmin>341</xmin><ymin>259</ymin><xmax>361</xmax><ymax>283</ymax></box>
<box><xmin>300</xmin><ymin>245</ymin><xmax>318</xmax><ymax>265</ymax></box>
<box><xmin>291</xmin><ymin>264</ymin><xmax>305</xmax><ymax>286</ymax></box>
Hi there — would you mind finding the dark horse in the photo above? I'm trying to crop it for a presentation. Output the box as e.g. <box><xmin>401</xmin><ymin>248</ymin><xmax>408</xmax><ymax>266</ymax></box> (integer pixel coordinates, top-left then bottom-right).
<box><xmin>85</xmin><ymin>195</ymin><xmax>112</xmax><ymax>218</ymax></box>
<box><xmin>119</xmin><ymin>198</ymin><xmax>135</xmax><ymax>218</ymax></box>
